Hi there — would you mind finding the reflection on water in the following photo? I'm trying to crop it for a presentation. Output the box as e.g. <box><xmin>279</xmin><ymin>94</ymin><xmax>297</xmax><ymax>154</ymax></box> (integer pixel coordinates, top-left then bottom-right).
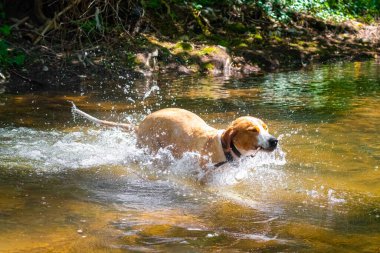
<box><xmin>0</xmin><ymin>61</ymin><xmax>379</xmax><ymax>252</ymax></box>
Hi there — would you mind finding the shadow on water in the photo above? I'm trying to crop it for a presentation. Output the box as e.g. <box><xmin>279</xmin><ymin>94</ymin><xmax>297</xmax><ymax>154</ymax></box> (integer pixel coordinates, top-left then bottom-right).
<box><xmin>0</xmin><ymin>61</ymin><xmax>380</xmax><ymax>252</ymax></box>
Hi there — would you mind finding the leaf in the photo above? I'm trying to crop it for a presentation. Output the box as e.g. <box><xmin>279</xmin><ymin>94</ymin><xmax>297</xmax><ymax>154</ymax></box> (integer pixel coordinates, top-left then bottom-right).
<box><xmin>0</xmin><ymin>40</ymin><xmax>8</xmax><ymax>54</ymax></box>
<box><xmin>145</xmin><ymin>0</ymin><xmax>161</xmax><ymax>9</ymax></box>
<box><xmin>0</xmin><ymin>25</ymin><xmax>11</xmax><ymax>37</ymax></box>
<box><xmin>192</xmin><ymin>3</ymin><xmax>203</xmax><ymax>10</ymax></box>
<box><xmin>12</xmin><ymin>54</ymin><xmax>25</xmax><ymax>66</ymax></box>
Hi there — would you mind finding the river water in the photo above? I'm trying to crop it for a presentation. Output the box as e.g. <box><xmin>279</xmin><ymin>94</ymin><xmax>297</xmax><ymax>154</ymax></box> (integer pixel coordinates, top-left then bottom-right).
<box><xmin>0</xmin><ymin>61</ymin><xmax>379</xmax><ymax>252</ymax></box>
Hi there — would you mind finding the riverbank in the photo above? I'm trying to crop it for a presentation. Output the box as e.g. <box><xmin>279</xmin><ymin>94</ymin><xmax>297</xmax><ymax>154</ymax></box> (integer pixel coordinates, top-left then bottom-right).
<box><xmin>1</xmin><ymin>1</ymin><xmax>379</xmax><ymax>91</ymax></box>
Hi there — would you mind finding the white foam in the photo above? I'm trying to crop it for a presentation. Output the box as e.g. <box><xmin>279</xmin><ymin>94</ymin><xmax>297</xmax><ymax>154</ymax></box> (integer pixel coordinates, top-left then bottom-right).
<box><xmin>228</xmin><ymin>231</ymin><xmax>288</xmax><ymax>243</ymax></box>
<box><xmin>0</xmin><ymin>127</ymin><xmax>143</xmax><ymax>172</ymax></box>
<box><xmin>206</xmin><ymin>147</ymin><xmax>287</xmax><ymax>186</ymax></box>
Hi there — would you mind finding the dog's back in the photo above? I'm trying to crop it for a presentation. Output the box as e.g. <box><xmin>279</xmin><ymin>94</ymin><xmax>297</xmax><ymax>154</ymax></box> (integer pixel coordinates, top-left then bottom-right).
<box><xmin>137</xmin><ymin>108</ymin><xmax>216</xmax><ymax>156</ymax></box>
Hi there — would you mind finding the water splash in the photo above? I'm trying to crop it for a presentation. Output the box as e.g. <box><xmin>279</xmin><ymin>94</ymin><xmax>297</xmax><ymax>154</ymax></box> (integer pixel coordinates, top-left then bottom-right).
<box><xmin>0</xmin><ymin>127</ymin><xmax>142</xmax><ymax>172</ymax></box>
<box><xmin>143</xmin><ymin>84</ymin><xmax>160</xmax><ymax>100</ymax></box>
<box><xmin>206</xmin><ymin>147</ymin><xmax>287</xmax><ymax>186</ymax></box>
<box><xmin>0</xmin><ymin>125</ymin><xmax>287</xmax><ymax>184</ymax></box>
<box><xmin>0</xmin><ymin>126</ymin><xmax>288</xmax><ymax>213</ymax></box>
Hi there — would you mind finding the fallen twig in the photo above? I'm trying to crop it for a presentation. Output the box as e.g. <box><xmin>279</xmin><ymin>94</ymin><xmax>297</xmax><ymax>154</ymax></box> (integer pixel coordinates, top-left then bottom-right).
<box><xmin>9</xmin><ymin>69</ymin><xmax>47</xmax><ymax>87</ymax></box>
<box><xmin>10</xmin><ymin>17</ymin><xmax>30</xmax><ymax>29</ymax></box>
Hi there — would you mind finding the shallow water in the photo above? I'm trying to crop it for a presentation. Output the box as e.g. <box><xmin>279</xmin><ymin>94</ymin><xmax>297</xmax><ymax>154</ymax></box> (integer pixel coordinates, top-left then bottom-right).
<box><xmin>0</xmin><ymin>61</ymin><xmax>379</xmax><ymax>252</ymax></box>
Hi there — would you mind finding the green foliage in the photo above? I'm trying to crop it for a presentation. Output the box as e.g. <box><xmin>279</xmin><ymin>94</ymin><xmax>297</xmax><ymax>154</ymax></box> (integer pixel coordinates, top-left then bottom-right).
<box><xmin>327</xmin><ymin>0</ymin><xmax>380</xmax><ymax>17</ymax></box>
<box><xmin>226</xmin><ymin>22</ymin><xmax>248</xmax><ymax>33</ymax></box>
<box><xmin>125</xmin><ymin>52</ymin><xmax>136</xmax><ymax>68</ymax></box>
<box><xmin>0</xmin><ymin>4</ymin><xmax>25</xmax><ymax>69</ymax></box>
<box><xmin>80</xmin><ymin>20</ymin><xmax>97</xmax><ymax>34</ymax></box>
<box><xmin>255</xmin><ymin>0</ymin><xmax>380</xmax><ymax>22</ymax></box>
<box><xmin>0</xmin><ymin>24</ymin><xmax>10</xmax><ymax>36</ymax></box>
<box><xmin>191</xmin><ymin>2</ymin><xmax>203</xmax><ymax>10</ymax></box>
<box><xmin>141</xmin><ymin>0</ymin><xmax>379</xmax><ymax>34</ymax></box>
<box><xmin>285</xmin><ymin>0</ymin><xmax>348</xmax><ymax>21</ymax></box>
<box><xmin>255</xmin><ymin>0</ymin><xmax>289</xmax><ymax>21</ymax></box>
<box><xmin>202</xmin><ymin>62</ymin><xmax>215</xmax><ymax>70</ymax></box>
<box><xmin>142</xmin><ymin>0</ymin><xmax>163</xmax><ymax>9</ymax></box>
<box><xmin>175</xmin><ymin>42</ymin><xmax>193</xmax><ymax>51</ymax></box>
<box><xmin>0</xmin><ymin>40</ymin><xmax>25</xmax><ymax>67</ymax></box>
<box><xmin>198</xmin><ymin>46</ymin><xmax>217</xmax><ymax>55</ymax></box>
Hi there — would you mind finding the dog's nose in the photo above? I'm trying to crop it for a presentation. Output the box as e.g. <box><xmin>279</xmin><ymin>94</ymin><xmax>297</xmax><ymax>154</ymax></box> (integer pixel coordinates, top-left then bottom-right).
<box><xmin>268</xmin><ymin>137</ymin><xmax>278</xmax><ymax>149</ymax></box>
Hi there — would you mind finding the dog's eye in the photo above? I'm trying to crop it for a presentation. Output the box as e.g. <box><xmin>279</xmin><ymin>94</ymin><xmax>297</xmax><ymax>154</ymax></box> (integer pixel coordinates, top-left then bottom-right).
<box><xmin>262</xmin><ymin>124</ymin><xmax>268</xmax><ymax>131</ymax></box>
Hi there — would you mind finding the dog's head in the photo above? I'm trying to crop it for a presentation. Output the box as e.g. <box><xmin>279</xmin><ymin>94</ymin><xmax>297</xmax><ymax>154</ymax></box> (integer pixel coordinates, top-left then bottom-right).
<box><xmin>222</xmin><ymin>116</ymin><xmax>278</xmax><ymax>156</ymax></box>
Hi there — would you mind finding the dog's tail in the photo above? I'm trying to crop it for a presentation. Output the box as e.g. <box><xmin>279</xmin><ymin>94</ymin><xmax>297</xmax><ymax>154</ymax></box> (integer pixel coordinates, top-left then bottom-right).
<box><xmin>70</xmin><ymin>101</ymin><xmax>135</xmax><ymax>131</ymax></box>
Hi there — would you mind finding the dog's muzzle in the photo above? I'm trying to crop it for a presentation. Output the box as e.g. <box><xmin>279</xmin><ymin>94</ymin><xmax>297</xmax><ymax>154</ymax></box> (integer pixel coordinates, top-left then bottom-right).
<box><xmin>268</xmin><ymin>137</ymin><xmax>278</xmax><ymax>150</ymax></box>
<box><xmin>260</xmin><ymin>136</ymin><xmax>278</xmax><ymax>151</ymax></box>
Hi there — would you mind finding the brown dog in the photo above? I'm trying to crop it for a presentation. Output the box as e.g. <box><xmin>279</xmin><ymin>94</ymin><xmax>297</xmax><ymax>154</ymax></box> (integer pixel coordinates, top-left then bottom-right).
<box><xmin>72</xmin><ymin>106</ymin><xmax>278</xmax><ymax>168</ymax></box>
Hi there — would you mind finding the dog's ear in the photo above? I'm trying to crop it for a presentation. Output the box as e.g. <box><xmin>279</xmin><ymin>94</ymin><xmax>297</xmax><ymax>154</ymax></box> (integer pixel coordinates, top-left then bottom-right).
<box><xmin>221</xmin><ymin>127</ymin><xmax>236</xmax><ymax>152</ymax></box>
